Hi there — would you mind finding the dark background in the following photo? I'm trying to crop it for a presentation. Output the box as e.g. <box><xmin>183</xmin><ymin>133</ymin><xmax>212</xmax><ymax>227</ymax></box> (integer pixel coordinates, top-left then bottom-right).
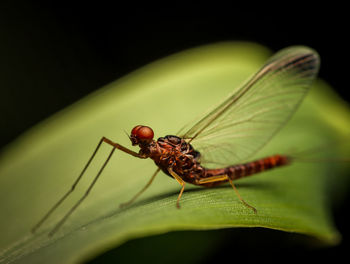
<box><xmin>1</xmin><ymin>3</ymin><xmax>349</xmax><ymax>263</ymax></box>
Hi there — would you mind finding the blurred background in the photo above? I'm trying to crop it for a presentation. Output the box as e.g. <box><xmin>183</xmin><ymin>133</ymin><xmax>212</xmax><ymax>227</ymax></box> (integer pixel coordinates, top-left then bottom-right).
<box><xmin>1</xmin><ymin>2</ymin><xmax>349</xmax><ymax>263</ymax></box>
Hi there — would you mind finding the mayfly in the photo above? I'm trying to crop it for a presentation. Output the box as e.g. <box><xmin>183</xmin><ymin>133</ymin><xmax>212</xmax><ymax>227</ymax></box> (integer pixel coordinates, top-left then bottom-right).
<box><xmin>32</xmin><ymin>46</ymin><xmax>320</xmax><ymax>236</ymax></box>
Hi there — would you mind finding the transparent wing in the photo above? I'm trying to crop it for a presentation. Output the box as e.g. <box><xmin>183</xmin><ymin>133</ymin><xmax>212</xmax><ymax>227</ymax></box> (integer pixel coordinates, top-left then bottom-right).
<box><xmin>177</xmin><ymin>46</ymin><xmax>320</xmax><ymax>168</ymax></box>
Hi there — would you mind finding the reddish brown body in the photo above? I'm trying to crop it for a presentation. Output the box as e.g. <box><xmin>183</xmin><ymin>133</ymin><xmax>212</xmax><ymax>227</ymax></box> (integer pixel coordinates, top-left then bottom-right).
<box><xmin>33</xmin><ymin>46</ymin><xmax>319</xmax><ymax>236</ymax></box>
<box><xmin>139</xmin><ymin>135</ymin><xmax>290</xmax><ymax>187</ymax></box>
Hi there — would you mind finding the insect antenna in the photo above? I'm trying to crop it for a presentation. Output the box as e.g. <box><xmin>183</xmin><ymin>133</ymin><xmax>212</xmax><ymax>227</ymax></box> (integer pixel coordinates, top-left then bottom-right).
<box><xmin>123</xmin><ymin>129</ymin><xmax>130</xmax><ymax>139</ymax></box>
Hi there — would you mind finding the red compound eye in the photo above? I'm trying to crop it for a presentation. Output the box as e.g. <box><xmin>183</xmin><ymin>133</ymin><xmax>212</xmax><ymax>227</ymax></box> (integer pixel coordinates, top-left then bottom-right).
<box><xmin>131</xmin><ymin>125</ymin><xmax>154</xmax><ymax>140</ymax></box>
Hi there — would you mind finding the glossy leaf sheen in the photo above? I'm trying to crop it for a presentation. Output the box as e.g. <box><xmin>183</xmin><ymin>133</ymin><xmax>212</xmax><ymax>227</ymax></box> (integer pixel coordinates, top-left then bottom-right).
<box><xmin>0</xmin><ymin>42</ymin><xmax>349</xmax><ymax>264</ymax></box>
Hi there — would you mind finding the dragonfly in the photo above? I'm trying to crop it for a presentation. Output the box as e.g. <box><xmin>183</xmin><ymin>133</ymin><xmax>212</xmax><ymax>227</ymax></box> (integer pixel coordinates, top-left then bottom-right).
<box><xmin>32</xmin><ymin>46</ymin><xmax>320</xmax><ymax>236</ymax></box>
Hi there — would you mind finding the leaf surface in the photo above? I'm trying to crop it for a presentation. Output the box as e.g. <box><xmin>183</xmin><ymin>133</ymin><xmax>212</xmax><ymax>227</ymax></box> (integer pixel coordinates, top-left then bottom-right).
<box><xmin>0</xmin><ymin>42</ymin><xmax>349</xmax><ymax>264</ymax></box>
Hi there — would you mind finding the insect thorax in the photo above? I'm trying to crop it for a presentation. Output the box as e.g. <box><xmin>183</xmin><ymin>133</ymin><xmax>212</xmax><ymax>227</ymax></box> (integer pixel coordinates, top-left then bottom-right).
<box><xmin>150</xmin><ymin>135</ymin><xmax>202</xmax><ymax>179</ymax></box>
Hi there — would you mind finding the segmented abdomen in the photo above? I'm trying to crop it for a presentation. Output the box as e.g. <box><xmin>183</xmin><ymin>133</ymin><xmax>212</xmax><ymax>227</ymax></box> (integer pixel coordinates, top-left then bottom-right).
<box><xmin>226</xmin><ymin>154</ymin><xmax>290</xmax><ymax>180</ymax></box>
<box><xmin>200</xmin><ymin>155</ymin><xmax>290</xmax><ymax>187</ymax></box>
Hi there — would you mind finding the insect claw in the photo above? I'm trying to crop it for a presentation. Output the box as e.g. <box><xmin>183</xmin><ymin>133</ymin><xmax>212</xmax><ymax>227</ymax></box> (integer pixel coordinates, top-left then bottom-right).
<box><xmin>251</xmin><ymin>206</ymin><xmax>258</xmax><ymax>214</ymax></box>
<box><xmin>119</xmin><ymin>202</ymin><xmax>128</xmax><ymax>209</ymax></box>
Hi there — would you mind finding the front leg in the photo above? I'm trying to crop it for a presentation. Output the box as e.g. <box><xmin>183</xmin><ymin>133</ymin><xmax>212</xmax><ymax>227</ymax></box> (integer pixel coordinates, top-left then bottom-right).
<box><xmin>32</xmin><ymin>136</ymin><xmax>148</xmax><ymax>236</ymax></box>
<box><xmin>102</xmin><ymin>137</ymin><xmax>148</xmax><ymax>158</ymax></box>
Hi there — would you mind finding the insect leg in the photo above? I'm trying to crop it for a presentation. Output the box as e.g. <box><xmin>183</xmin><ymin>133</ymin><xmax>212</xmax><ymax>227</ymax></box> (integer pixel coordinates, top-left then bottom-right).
<box><xmin>168</xmin><ymin>167</ymin><xmax>186</xmax><ymax>208</ymax></box>
<box><xmin>120</xmin><ymin>168</ymin><xmax>161</xmax><ymax>208</ymax></box>
<box><xmin>48</xmin><ymin>147</ymin><xmax>116</xmax><ymax>236</ymax></box>
<box><xmin>32</xmin><ymin>137</ymin><xmax>146</xmax><ymax>234</ymax></box>
<box><xmin>227</xmin><ymin>177</ymin><xmax>257</xmax><ymax>214</ymax></box>
<box><xmin>197</xmin><ymin>174</ymin><xmax>229</xmax><ymax>184</ymax></box>
<box><xmin>198</xmin><ymin>175</ymin><xmax>257</xmax><ymax>213</ymax></box>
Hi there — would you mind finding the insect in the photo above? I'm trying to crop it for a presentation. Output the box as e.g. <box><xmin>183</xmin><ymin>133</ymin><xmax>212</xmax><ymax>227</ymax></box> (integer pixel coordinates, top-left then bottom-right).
<box><xmin>32</xmin><ymin>46</ymin><xmax>320</xmax><ymax>236</ymax></box>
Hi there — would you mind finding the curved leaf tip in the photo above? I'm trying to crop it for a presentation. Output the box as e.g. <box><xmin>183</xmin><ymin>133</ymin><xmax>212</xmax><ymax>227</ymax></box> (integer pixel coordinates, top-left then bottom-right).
<box><xmin>0</xmin><ymin>42</ymin><xmax>349</xmax><ymax>264</ymax></box>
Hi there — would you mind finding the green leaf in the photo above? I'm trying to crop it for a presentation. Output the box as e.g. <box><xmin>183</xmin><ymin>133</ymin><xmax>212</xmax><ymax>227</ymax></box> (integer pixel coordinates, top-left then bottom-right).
<box><xmin>0</xmin><ymin>42</ymin><xmax>349</xmax><ymax>264</ymax></box>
